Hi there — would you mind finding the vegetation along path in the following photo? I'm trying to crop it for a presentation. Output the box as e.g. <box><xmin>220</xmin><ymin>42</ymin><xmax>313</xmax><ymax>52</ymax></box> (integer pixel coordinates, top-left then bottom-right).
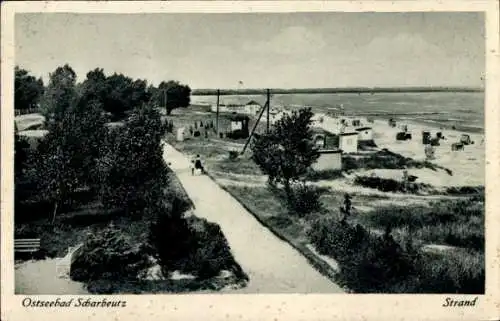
<box><xmin>163</xmin><ymin>143</ymin><xmax>343</xmax><ymax>293</ymax></box>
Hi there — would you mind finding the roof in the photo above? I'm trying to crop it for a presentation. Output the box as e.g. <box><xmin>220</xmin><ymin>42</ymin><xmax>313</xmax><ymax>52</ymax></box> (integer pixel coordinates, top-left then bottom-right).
<box><xmin>318</xmin><ymin>149</ymin><xmax>342</xmax><ymax>154</ymax></box>
<box><xmin>340</xmin><ymin>132</ymin><xmax>359</xmax><ymax>136</ymax></box>
<box><xmin>228</xmin><ymin>113</ymin><xmax>250</xmax><ymax>121</ymax></box>
<box><xmin>246</xmin><ymin>100</ymin><xmax>261</xmax><ymax>106</ymax></box>
<box><xmin>355</xmin><ymin>127</ymin><xmax>372</xmax><ymax>131</ymax></box>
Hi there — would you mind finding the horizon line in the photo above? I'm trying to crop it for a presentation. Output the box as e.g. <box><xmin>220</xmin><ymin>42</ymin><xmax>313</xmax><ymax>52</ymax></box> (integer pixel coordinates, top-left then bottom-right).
<box><xmin>192</xmin><ymin>86</ymin><xmax>484</xmax><ymax>94</ymax></box>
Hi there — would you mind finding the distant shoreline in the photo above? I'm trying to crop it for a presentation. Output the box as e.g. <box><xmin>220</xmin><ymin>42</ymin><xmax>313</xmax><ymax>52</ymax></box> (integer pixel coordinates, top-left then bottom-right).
<box><xmin>192</xmin><ymin>87</ymin><xmax>483</xmax><ymax>96</ymax></box>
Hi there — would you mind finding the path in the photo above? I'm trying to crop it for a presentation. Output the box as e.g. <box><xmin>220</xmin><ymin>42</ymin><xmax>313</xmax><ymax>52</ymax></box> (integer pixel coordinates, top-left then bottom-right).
<box><xmin>163</xmin><ymin>143</ymin><xmax>344</xmax><ymax>293</ymax></box>
<box><xmin>15</xmin><ymin>259</ymin><xmax>89</xmax><ymax>294</ymax></box>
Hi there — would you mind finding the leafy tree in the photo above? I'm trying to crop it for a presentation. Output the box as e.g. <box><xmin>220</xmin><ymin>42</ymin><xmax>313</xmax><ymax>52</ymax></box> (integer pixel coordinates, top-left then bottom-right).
<box><xmin>251</xmin><ymin>107</ymin><xmax>319</xmax><ymax>194</ymax></box>
<box><xmin>81</xmin><ymin>68</ymin><xmax>109</xmax><ymax>106</ymax></box>
<box><xmin>14</xmin><ymin>66</ymin><xmax>44</xmax><ymax>110</ymax></box>
<box><xmin>41</xmin><ymin>64</ymin><xmax>78</xmax><ymax>122</ymax></box>
<box><xmin>155</xmin><ymin>81</ymin><xmax>191</xmax><ymax>115</ymax></box>
<box><xmin>99</xmin><ymin>103</ymin><xmax>168</xmax><ymax>217</ymax></box>
<box><xmin>102</xmin><ymin>73</ymin><xmax>151</xmax><ymax>118</ymax></box>
<box><xmin>31</xmin><ymin>66</ymin><xmax>107</xmax><ymax>223</ymax></box>
<box><xmin>14</xmin><ymin>122</ymin><xmax>30</xmax><ymax>179</ymax></box>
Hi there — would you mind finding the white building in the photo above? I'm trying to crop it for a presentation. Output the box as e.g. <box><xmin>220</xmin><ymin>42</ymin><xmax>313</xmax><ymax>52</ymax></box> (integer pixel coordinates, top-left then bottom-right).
<box><xmin>210</xmin><ymin>100</ymin><xmax>262</xmax><ymax>116</ymax></box>
<box><xmin>312</xmin><ymin>149</ymin><xmax>343</xmax><ymax>171</ymax></box>
<box><xmin>339</xmin><ymin>132</ymin><xmax>359</xmax><ymax>153</ymax></box>
<box><xmin>355</xmin><ymin>126</ymin><xmax>374</xmax><ymax>141</ymax></box>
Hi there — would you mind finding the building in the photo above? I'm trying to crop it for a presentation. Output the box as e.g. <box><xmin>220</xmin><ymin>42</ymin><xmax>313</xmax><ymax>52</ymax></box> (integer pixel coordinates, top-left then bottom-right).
<box><xmin>244</xmin><ymin>100</ymin><xmax>261</xmax><ymax>115</ymax></box>
<box><xmin>211</xmin><ymin>99</ymin><xmax>263</xmax><ymax>116</ymax></box>
<box><xmin>227</xmin><ymin>114</ymin><xmax>250</xmax><ymax>139</ymax></box>
<box><xmin>312</xmin><ymin>149</ymin><xmax>343</xmax><ymax>171</ymax></box>
<box><xmin>339</xmin><ymin>132</ymin><xmax>359</xmax><ymax>153</ymax></box>
<box><xmin>311</xmin><ymin>127</ymin><xmax>343</xmax><ymax>171</ymax></box>
<box><xmin>355</xmin><ymin>126</ymin><xmax>373</xmax><ymax>141</ymax></box>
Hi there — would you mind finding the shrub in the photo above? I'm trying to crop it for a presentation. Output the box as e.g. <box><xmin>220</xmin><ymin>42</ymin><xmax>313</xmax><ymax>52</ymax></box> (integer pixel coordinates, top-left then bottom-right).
<box><xmin>149</xmin><ymin>213</ymin><xmax>247</xmax><ymax>281</ymax></box>
<box><xmin>304</xmin><ymin>169</ymin><xmax>343</xmax><ymax>181</ymax></box>
<box><xmin>286</xmin><ymin>182</ymin><xmax>324</xmax><ymax>216</ymax></box>
<box><xmin>71</xmin><ymin>224</ymin><xmax>152</xmax><ymax>283</ymax></box>
<box><xmin>308</xmin><ymin>213</ymin><xmax>484</xmax><ymax>293</ymax></box>
<box><xmin>194</xmin><ymin>131</ymin><xmax>201</xmax><ymax>137</ymax></box>
<box><xmin>353</xmin><ymin>175</ymin><xmax>432</xmax><ymax>194</ymax></box>
<box><xmin>226</xmin><ymin>130</ymin><xmax>248</xmax><ymax>139</ymax></box>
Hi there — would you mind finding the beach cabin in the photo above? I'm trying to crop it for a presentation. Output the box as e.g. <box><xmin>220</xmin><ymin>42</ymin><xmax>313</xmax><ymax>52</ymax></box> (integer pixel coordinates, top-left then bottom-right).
<box><xmin>227</xmin><ymin>114</ymin><xmax>250</xmax><ymax>139</ymax></box>
<box><xmin>355</xmin><ymin>127</ymin><xmax>373</xmax><ymax>141</ymax></box>
<box><xmin>339</xmin><ymin>132</ymin><xmax>358</xmax><ymax>154</ymax></box>
<box><xmin>312</xmin><ymin>149</ymin><xmax>343</xmax><ymax>171</ymax></box>
<box><xmin>244</xmin><ymin>100</ymin><xmax>261</xmax><ymax>115</ymax></box>
<box><xmin>311</xmin><ymin>127</ymin><xmax>343</xmax><ymax>171</ymax></box>
<box><xmin>211</xmin><ymin>99</ymin><xmax>263</xmax><ymax>116</ymax></box>
<box><xmin>176</xmin><ymin>127</ymin><xmax>186</xmax><ymax>141</ymax></box>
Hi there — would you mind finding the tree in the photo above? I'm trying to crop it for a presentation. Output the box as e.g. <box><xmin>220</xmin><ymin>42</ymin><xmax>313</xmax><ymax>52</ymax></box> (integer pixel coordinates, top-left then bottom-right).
<box><xmin>32</xmin><ymin>66</ymin><xmax>107</xmax><ymax>223</ymax></box>
<box><xmin>101</xmin><ymin>73</ymin><xmax>151</xmax><ymax>118</ymax></box>
<box><xmin>14</xmin><ymin>122</ymin><xmax>30</xmax><ymax>179</ymax></box>
<box><xmin>81</xmin><ymin>68</ymin><xmax>109</xmax><ymax>106</ymax></box>
<box><xmin>99</xmin><ymin>103</ymin><xmax>168</xmax><ymax>217</ymax></box>
<box><xmin>155</xmin><ymin>81</ymin><xmax>191</xmax><ymax>115</ymax></box>
<box><xmin>41</xmin><ymin>64</ymin><xmax>78</xmax><ymax>122</ymax></box>
<box><xmin>251</xmin><ymin>108</ymin><xmax>319</xmax><ymax>194</ymax></box>
<box><xmin>15</xmin><ymin>66</ymin><xmax>44</xmax><ymax>110</ymax></box>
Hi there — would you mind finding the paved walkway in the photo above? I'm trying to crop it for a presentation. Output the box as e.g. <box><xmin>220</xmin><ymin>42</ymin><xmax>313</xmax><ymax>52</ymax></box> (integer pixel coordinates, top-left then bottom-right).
<box><xmin>15</xmin><ymin>259</ymin><xmax>89</xmax><ymax>294</ymax></box>
<box><xmin>163</xmin><ymin>143</ymin><xmax>344</xmax><ymax>293</ymax></box>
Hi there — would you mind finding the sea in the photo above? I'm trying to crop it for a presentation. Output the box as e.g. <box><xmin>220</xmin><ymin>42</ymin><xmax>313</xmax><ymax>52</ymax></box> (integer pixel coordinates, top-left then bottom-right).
<box><xmin>191</xmin><ymin>92</ymin><xmax>485</xmax><ymax>133</ymax></box>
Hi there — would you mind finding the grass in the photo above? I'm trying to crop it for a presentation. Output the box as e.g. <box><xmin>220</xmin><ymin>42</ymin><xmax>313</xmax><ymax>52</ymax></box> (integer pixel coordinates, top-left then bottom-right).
<box><xmin>357</xmin><ymin>198</ymin><xmax>484</xmax><ymax>250</ymax></box>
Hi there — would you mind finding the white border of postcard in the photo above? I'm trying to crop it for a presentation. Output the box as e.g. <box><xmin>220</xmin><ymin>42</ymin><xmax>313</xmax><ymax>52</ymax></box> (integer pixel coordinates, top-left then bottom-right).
<box><xmin>2</xmin><ymin>1</ymin><xmax>499</xmax><ymax>321</ymax></box>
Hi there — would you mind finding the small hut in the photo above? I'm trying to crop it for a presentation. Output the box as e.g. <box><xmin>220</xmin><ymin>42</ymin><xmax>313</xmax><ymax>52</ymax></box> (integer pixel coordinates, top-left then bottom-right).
<box><xmin>339</xmin><ymin>132</ymin><xmax>359</xmax><ymax>154</ymax></box>
<box><xmin>227</xmin><ymin>114</ymin><xmax>250</xmax><ymax>139</ymax></box>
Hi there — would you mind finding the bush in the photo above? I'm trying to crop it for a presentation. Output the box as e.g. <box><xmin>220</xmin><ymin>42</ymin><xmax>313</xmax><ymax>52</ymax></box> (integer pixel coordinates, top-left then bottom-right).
<box><xmin>193</xmin><ymin>131</ymin><xmax>201</xmax><ymax>137</ymax></box>
<box><xmin>71</xmin><ymin>224</ymin><xmax>152</xmax><ymax>283</ymax></box>
<box><xmin>285</xmin><ymin>182</ymin><xmax>324</xmax><ymax>216</ymax></box>
<box><xmin>308</xmin><ymin>215</ymin><xmax>484</xmax><ymax>293</ymax></box>
<box><xmin>226</xmin><ymin>130</ymin><xmax>248</xmax><ymax>139</ymax></box>
<box><xmin>308</xmin><ymin>218</ymin><xmax>368</xmax><ymax>260</ymax></box>
<box><xmin>149</xmin><ymin>213</ymin><xmax>247</xmax><ymax>281</ymax></box>
<box><xmin>354</xmin><ymin>175</ymin><xmax>432</xmax><ymax>194</ymax></box>
<box><xmin>304</xmin><ymin>169</ymin><xmax>343</xmax><ymax>181</ymax></box>
<box><xmin>342</xmin><ymin>149</ymin><xmax>450</xmax><ymax>174</ymax></box>
<box><xmin>228</xmin><ymin>150</ymin><xmax>239</xmax><ymax>160</ymax></box>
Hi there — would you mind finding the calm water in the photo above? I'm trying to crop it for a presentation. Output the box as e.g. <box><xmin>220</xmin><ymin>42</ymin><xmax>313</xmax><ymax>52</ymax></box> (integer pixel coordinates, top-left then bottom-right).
<box><xmin>191</xmin><ymin>92</ymin><xmax>484</xmax><ymax>132</ymax></box>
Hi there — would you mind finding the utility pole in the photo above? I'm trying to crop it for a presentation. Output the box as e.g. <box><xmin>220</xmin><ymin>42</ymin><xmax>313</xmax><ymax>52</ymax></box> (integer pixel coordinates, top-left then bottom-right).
<box><xmin>266</xmin><ymin>89</ymin><xmax>270</xmax><ymax>133</ymax></box>
<box><xmin>216</xmin><ymin>89</ymin><xmax>220</xmax><ymax>135</ymax></box>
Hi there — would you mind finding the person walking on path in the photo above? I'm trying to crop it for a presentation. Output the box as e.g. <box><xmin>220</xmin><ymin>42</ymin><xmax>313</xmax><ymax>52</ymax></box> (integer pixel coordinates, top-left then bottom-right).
<box><xmin>192</xmin><ymin>154</ymin><xmax>205</xmax><ymax>175</ymax></box>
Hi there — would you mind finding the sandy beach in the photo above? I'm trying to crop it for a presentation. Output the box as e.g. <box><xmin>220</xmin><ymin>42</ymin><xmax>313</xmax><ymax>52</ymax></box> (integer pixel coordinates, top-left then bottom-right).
<box><xmin>315</xmin><ymin>114</ymin><xmax>485</xmax><ymax>187</ymax></box>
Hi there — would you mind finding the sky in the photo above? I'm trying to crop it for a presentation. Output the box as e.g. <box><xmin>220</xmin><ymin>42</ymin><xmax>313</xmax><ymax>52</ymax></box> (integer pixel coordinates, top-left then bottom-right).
<box><xmin>15</xmin><ymin>12</ymin><xmax>485</xmax><ymax>89</ymax></box>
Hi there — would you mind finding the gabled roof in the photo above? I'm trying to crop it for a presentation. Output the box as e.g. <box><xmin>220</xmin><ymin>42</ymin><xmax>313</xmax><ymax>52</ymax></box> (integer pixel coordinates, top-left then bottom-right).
<box><xmin>246</xmin><ymin>100</ymin><xmax>261</xmax><ymax>106</ymax></box>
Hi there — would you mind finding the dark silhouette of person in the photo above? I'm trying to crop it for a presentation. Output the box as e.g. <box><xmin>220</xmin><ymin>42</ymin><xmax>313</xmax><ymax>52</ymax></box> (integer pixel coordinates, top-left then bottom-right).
<box><xmin>193</xmin><ymin>154</ymin><xmax>205</xmax><ymax>175</ymax></box>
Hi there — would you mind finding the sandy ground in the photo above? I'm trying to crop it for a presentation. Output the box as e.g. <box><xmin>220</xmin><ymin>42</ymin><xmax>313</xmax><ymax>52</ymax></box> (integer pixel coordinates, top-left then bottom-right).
<box><xmin>164</xmin><ymin>143</ymin><xmax>344</xmax><ymax>293</ymax></box>
<box><xmin>15</xmin><ymin>259</ymin><xmax>89</xmax><ymax>294</ymax></box>
<box><xmin>315</xmin><ymin>115</ymin><xmax>485</xmax><ymax>187</ymax></box>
